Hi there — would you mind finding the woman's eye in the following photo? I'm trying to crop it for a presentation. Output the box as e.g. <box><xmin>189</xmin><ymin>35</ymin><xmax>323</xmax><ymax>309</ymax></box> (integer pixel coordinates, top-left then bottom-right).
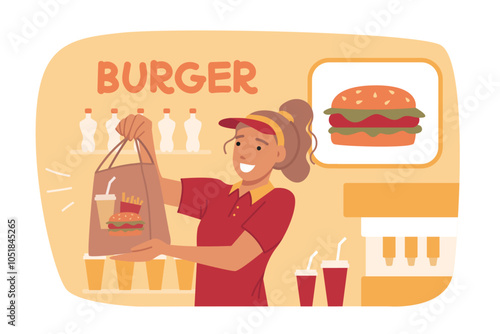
<box><xmin>256</xmin><ymin>146</ymin><xmax>262</xmax><ymax>151</ymax></box>
<box><xmin>236</xmin><ymin>141</ymin><xmax>241</xmax><ymax>146</ymax></box>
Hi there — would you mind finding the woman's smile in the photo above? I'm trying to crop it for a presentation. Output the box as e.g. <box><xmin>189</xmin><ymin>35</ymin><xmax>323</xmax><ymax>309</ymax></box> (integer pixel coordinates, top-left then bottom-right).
<box><xmin>231</xmin><ymin>126</ymin><xmax>285</xmax><ymax>182</ymax></box>
<box><xmin>240</xmin><ymin>163</ymin><xmax>255</xmax><ymax>173</ymax></box>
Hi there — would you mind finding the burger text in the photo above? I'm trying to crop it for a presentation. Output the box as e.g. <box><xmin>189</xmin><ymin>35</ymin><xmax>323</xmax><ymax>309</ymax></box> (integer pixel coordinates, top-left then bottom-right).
<box><xmin>97</xmin><ymin>60</ymin><xmax>258</xmax><ymax>95</ymax></box>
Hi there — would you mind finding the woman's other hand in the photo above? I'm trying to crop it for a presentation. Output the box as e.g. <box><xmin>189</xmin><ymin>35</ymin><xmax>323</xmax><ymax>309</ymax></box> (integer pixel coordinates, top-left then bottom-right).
<box><xmin>110</xmin><ymin>239</ymin><xmax>168</xmax><ymax>262</ymax></box>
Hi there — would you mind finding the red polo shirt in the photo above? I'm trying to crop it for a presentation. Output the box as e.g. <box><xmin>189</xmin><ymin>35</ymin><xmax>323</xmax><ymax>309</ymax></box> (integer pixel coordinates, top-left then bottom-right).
<box><xmin>177</xmin><ymin>178</ymin><xmax>295</xmax><ymax>306</ymax></box>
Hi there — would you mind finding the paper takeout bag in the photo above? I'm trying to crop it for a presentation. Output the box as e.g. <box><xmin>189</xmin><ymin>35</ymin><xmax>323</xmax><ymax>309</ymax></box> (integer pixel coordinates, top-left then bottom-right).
<box><xmin>88</xmin><ymin>139</ymin><xmax>170</xmax><ymax>256</ymax></box>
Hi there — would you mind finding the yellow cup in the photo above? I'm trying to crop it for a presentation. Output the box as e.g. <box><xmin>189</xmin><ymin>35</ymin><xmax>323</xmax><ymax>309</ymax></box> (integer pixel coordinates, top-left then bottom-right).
<box><xmin>146</xmin><ymin>255</ymin><xmax>167</xmax><ymax>290</ymax></box>
<box><xmin>84</xmin><ymin>254</ymin><xmax>106</xmax><ymax>290</ymax></box>
<box><xmin>175</xmin><ymin>258</ymin><xmax>195</xmax><ymax>290</ymax></box>
<box><xmin>94</xmin><ymin>194</ymin><xmax>116</xmax><ymax>229</ymax></box>
<box><xmin>115</xmin><ymin>260</ymin><xmax>135</xmax><ymax>290</ymax></box>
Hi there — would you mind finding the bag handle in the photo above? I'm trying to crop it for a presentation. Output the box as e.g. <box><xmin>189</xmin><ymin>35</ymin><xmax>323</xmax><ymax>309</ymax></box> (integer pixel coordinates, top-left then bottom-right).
<box><xmin>134</xmin><ymin>138</ymin><xmax>155</xmax><ymax>165</ymax></box>
<box><xmin>95</xmin><ymin>138</ymin><xmax>155</xmax><ymax>172</ymax></box>
<box><xmin>95</xmin><ymin>139</ymin><xmax>127</xmax><ymax>172</ymax></box>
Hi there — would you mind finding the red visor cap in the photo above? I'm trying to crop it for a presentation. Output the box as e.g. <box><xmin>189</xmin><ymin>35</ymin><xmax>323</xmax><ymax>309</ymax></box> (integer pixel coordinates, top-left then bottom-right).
<box><xmin>218</xmin><ymin>117</ymin><xmax>276</xmax><ymax>136</ymax></box>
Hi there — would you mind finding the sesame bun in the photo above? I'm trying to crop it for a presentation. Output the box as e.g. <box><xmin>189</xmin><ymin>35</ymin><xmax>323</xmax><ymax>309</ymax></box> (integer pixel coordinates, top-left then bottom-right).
<box><xmin>324</xmin><ymin>85</ymin><xmax>425</xmax><ymax>147</ymax></box>
<box><xmin>108</xmin><ymin>229</ymin><xmax>143</xmax><ymax>237</ymax></box>
<box><xmin>106</xmin><ymin>212</ymin><xmax>144</xmax><ymax>236</ymax></box>
<box><xmin>108</xmin><ymin>212</ymin><xmax>142</xmax><ymax>222</ymax></box>
<box><xmin>331</xmin><ymin>85</ymin><xmax>416</xmax><ymax>110</ymax></box>
<box><xmin>331</xmin><ymin>131</ymin><xmax>417</xmax><ymax>147</ymax></box>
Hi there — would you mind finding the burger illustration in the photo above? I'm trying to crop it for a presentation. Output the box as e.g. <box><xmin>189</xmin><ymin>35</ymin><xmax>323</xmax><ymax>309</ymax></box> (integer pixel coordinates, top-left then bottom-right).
<box><xmin>324</xmin><ymin>85</ymin><xmax>425</xmax><ymax>146</ymax></box>
<box><xmin>106</xmin><ymin>212</ymin><xmax>145</xmax><ymax>236</ymax></box>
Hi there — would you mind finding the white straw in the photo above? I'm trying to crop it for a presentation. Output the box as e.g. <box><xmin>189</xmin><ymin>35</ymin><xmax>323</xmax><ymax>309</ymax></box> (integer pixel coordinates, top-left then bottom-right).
<box><xmin>105</xmin><ymin>176</ymin><xmax>116</xmax><ymax>195</ymax></box>
<box><xmin>306</xmin><ymin>250</ymin><xmax>318</xmax><ymax>270</ymax></box>
<box><xmin>336</xmin><ymin>237</ymin><xmax>347</xmax><ymax>261</ymax></box>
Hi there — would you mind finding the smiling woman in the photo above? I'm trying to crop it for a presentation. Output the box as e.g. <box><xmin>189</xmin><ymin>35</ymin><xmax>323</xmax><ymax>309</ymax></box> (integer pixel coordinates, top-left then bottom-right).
<box><xmin>223</xmin><ymin>99</ymin><xmax>314</xmax><ymax>182</ymax></box>
<box><xmin>111</xmin><ymin>99</ymin><xmax>316</xmax><ymax>306</ymax></box>
<box><xmin>221</xmin><ymin>99</ymin><xmax>317</xmax><ymax>182</ymax></box>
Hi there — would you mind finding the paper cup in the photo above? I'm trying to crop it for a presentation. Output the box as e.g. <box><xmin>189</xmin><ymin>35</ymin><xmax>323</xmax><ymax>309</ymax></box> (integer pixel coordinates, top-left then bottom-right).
<box><xmin>295</xmin><ymin>269</ymin><xmax>317</xmax><ymax>306</ymax></box>
<box><xmin>175</xmin><ymin>258</ymin><xmax>195</xmax><ymax>290</ymax></box>
<box><xmin>115</xmin><ymin>260</ymin><xmax>135</xmax><ymax>290</ymax></box>
<box><xmin>84</xmin><ymin>254</ymin><xmax>106</xmax><ymax>290</ymax></box>
<box><xmin>94</xmin><ymin>194</ymin><xmax>116</xmax><ymax>229</ymax></box>
<box><xmin>321</xmin><ymin>260</ymin><xmax>349</xmax><ymax>306</ymax></box>
<box><xmin>146</xmin><ymin>255</ymin><xmax>167</xmax><ymax>290</ymax></box>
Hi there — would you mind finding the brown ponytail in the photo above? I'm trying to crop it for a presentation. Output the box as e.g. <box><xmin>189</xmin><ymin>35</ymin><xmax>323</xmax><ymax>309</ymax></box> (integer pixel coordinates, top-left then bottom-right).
<box><xmin>249</xmin><ymin>99</ymin><xmax>317</xmax><ymax>182</ymax></box>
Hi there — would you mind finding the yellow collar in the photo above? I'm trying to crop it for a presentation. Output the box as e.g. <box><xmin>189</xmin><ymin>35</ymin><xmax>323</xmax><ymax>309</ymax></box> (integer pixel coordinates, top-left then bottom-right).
<box><xmin>229</xmin><ymin>181</ymin><xmax>274</xmax><ymax>204</ymax></box>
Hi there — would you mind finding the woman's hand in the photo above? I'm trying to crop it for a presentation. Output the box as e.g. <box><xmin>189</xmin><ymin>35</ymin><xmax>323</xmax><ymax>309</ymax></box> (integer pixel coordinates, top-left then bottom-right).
<box><xmin>110</xmin><ymin>239</ymin><xmax>168</xmax><ymax>262</ymax></box>
<box><xmin>115</xmin><ymin>113</ymin><xmax>182</xmax><ymax>205</ymax></box>
<box><xmin>115</xmin><ymin>114</ymin><xmax>156</xmax><ymax>164</ymax></box>
<box><xmin>116</xmin><ymin>114</ymin><xmax>153</xmax><ymax>142</ymax></box>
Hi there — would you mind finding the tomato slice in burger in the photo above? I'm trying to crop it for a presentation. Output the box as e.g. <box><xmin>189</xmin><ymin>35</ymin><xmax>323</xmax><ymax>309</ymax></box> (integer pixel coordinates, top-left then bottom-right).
<box><xmin>108</xmin><ymin>223</ymin><xmax>144</xmax><ymax>229</ymax></box>
<box><xmin>329</xmin><ymin>114</ymin><xmax>420</xmax><ymax>128</ymax></box>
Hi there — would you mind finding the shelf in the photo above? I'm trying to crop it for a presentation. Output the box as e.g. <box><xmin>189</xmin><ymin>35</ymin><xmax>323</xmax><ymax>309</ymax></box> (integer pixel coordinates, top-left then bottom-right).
<box><xmin>70</xmin><ymin>149</ymin><xmax>211</xmax><ymax>155</ymax></box>
<box><xmin>156</xmin><ymin>150</ymin><xmax>212</xmax><ymax>155</ymax></box>
<box><xmin>344</xmin><ymin>183</ymin><xmax>459</xmax><ymax>217</ymax></box>
<box><xmin>82</xmin><ymin>289</ymin><xmax>195</xmax><ymax>295</ymax></box>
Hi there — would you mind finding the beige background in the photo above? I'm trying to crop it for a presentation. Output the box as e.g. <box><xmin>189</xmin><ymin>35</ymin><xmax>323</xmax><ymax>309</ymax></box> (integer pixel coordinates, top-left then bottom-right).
<box><xmin>36</xmin><ymin>32</ymin><xmax>459</xmax><ymax>306</ymax></box>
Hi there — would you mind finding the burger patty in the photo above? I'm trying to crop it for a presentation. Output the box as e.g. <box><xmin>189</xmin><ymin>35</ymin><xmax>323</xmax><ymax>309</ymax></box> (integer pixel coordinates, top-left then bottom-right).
<box><xmin>329</xmin><ymin>114</ymin><xmax>420</xmax><ymax>128</ymax></box>
<box><xmin>108</xmin><ymin>223</ymin><xmax>144</xmax><ymax>229</ymax></box>
<box><xmin>324</xmin><ymin>107</ymin><xmax>425</xmax><ymax>122</ymax></box>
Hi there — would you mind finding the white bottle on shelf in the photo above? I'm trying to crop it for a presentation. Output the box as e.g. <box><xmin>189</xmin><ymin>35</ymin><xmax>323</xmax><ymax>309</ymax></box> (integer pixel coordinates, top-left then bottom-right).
<box><xmin>184</xmin><ymin>108</ymin><xmax>201</xmax><ymax>153</ymax></box>
<box><xmin>80</xmin><ymin>108</ymin><xmax>97</xmax><ymax>152</ymax></box>
<box><xmin>106</xmin><ymin>108</ymin><xmax>121</xmax><ymax>151</ymax></box>
<box><xmin>158</xmin><ymin>108</ymin><xmax>175</xmax><ymax>153</ymax></box>
<box><xmin>134</xmin><ymin>108</ymin><xmax>145</xmax><ymax>152</ymax></box>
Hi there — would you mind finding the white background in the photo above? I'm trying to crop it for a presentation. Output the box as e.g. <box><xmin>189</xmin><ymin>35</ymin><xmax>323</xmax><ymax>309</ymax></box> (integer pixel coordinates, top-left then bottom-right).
<box><xmin>312</xmin><ymin>62</ymin><xmax>439</xmax><ymax>164</ymax></box>
<box><xmin>1</xmin><ymin>0</ymin><xmax>498</xmax><ymax>333</ymax></box>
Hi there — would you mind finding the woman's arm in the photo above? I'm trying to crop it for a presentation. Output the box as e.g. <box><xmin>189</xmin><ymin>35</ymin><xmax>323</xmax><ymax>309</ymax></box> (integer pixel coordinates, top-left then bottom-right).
<box><xmin>110</xmin><ymin>232</ymin><xmax>263</xmax><ymax>271</ymax></box>
<box><xmin>160</xmin><ymin>177</ymin><xmax>182</xmax><ymax>207</ymax></box>
<box><xmin>116</xmin><ymin>114</ymin><xmax>182</xmax><ymax>207</ymax></box>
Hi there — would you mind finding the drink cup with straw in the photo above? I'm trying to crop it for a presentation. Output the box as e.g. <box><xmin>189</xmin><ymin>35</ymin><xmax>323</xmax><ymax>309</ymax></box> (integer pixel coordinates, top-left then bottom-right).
<box><xmin>321</xmin><ymin>237</ymin><xmax>349</xmax><ymax>306</ymax></box>
<box><xmin>336</xmin><ymin>237</ymin><xmax>347</xmax><ymax>261</ymax></box>
<box><xmin>94</xmin><ymin>176</ymin><xmax>117</xmax><ymax>229</ymax></box>
<box><xmin>295</xmin><ymin>250</ymin><xmax>319</xmax><ymax>306</ymax></box>
<box><xmin>105</xmin><ymin>176</ymin><xmax>116</xmax><ymax>195</ymax></box>
<box><xmin>307</xmin><ymin>250</ymin><xmax>318</xmax><ymax>271</ymax></box>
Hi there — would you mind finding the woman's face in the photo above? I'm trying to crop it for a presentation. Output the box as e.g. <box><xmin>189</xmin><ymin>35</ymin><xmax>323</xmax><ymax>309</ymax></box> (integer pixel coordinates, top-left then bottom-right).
<box><xmin>233</xmin><ymin>126</ymin><xmax>286</xmax><ymax>182</ymax></box>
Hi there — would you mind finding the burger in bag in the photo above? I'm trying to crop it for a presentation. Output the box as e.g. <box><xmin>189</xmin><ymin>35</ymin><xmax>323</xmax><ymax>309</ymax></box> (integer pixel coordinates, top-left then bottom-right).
<box><xmin>88</xmin><ymin>139</ymin><xmax>170</xmax><ymax>256</ymax></box>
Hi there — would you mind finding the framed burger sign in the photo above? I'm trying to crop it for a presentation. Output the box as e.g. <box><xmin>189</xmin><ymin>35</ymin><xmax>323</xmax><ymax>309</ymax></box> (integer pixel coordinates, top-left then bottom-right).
<box><xmin>310</xmin><ymin>59</ymin><xmax>441</xmax><ymax>167</ymax></box>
